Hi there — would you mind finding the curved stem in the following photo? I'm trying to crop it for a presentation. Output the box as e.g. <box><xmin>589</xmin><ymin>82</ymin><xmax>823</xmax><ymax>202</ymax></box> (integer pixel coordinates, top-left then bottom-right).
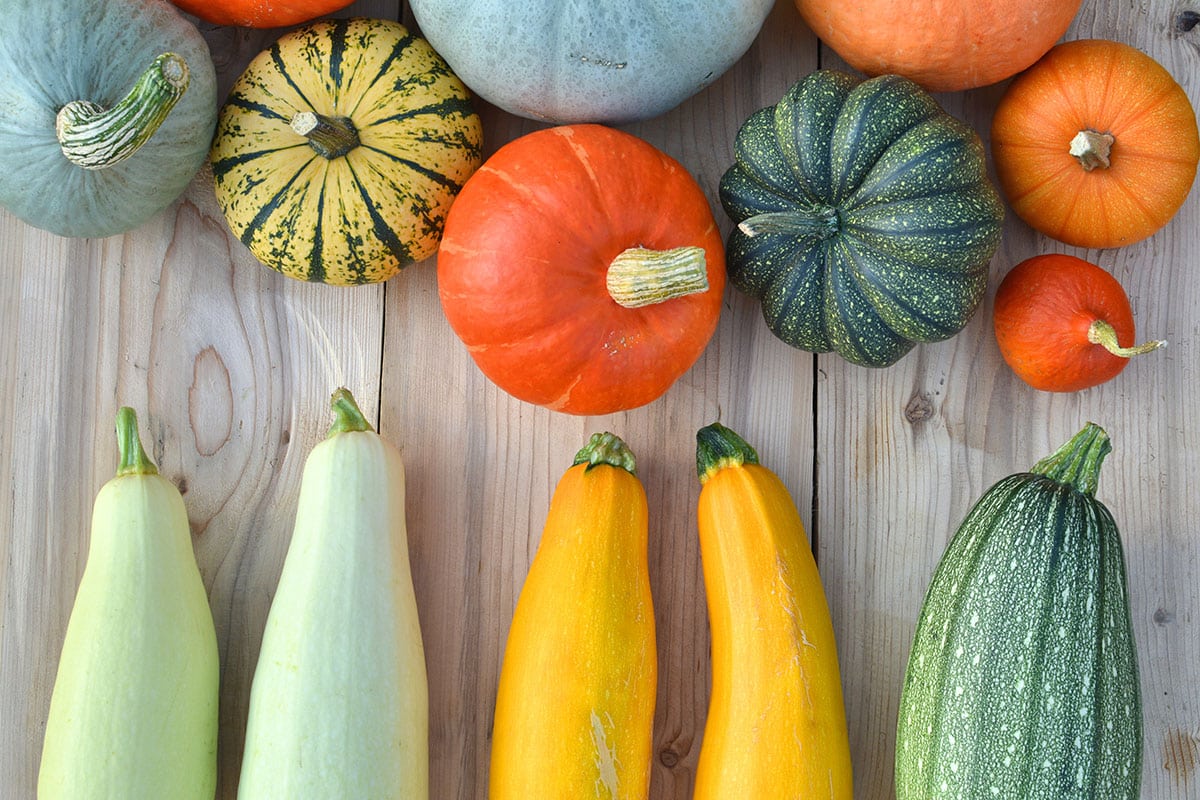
<box><xmin>605</xmin><ymin>246</ymin><xmax>709</xmax><ymax>309</ymax></box>
<box><xmin>56</xmin><ymin>53</ymin><xmax>190</xmax><ymax>170</ymax></box>
<box><xmin>573</xmin><ymin>432</ymin><xmax>637</xmax><ymax>476</ymax></box>
<box><xmin>292</xmin><ymin>112</ymin><xmax>360</xmax><ymax>159</ymax></box>
<box><xmin>695</xmin><ymin>422</ymin><xmax>759</xmax><ymax>485</ymax></box>
<box><xmin>328</xmin><ymin>388</ymin><xmax>374</xmax><ymax>436</ymax></box>
<box><xmin>1087</xmin><ymin>319</ymin><xmax>1166</xmax><ymax>358</ymax></box>
<box><xmin>115</xmin><ymin>407</ymin><xmax>159</xmax><ymax>477</ymax></box>
<box><xmin>1031</xmin><ymin>422</ymin><xmax>1111</xmax><ymax>497</ymax></box>
<box><xmin>1069</xmin><ymin>129</ymin><xmax>1114</xmax><ymax>171</ymax></box>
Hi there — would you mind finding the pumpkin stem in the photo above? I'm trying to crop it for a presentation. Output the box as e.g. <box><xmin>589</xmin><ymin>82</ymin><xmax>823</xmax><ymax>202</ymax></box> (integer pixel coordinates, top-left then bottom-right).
<box><xmin>115</xmin><ymin>407</ymin><xmax>159</xmax><ymax>477</ymax></box>
<box><xmin>1070</xmin><ymin>130</ymin><xmax>1115</xmax><ymax>171</ymax></box>
<box><xmin>1030</xmin><ymin>422</ymin><xmax>1111</xmax><ymax>497</ymax></box>
<box><xmin>1087</xmin><ymin>319</ymin><xmax>1166</xmax><ymax>358</ymax></box>
<box><xmin>695</xmin><ymin>422</ymin><xmax>760</xmax><ymax>485</ymax></box>
<box><xmin>736</xmin><ymin>207</ymin><xmax>841</xmax><ymax>241</ymax></box>
<box><xmin>56</xmin><ymin>53</ymin><xmax>190</xmax><ymax>170</ymax></box>
<box><xmin>605</xmin><ymin>246</ymin><xmax>709</xmax><ymax>309</ymax></box>
<box><xmin>292</xmin><ymin>112</ymin><xmax>361</xmax><ymax>159</ymax></box>
<box><xmin>573</xmin><ymin>432</ymin><xmax>637</xmax><ymax>476</ymax></box>
<box><xmin>328</xmin><ymin>388</ymin><xmax>375</xmax><ymax>436</ymax></box>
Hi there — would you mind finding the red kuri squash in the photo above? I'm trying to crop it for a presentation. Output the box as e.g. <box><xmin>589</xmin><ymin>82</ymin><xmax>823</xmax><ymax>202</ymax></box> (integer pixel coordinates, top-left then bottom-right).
<box><xmin>170</xmin><ymin>0</ymin><xmax>355</xmax><ymax>28</ymax></box>
<box><xmin>793</xmin><ymin>0</ymin><xmax>1082</xmax><ymax>92</ymax></box>
<box><xmin>992</xmin><ymin>39</ymin><xmax>1200</xmax><ymax>249</ymax></box>
<box><xmin>993</xmin><ymin>253</ymin><xmax>1164</xmax><ymax>392</ymax></box>
<box><xmin>437</xmin><ymin>124</ymin><xmax>725</xmax><ymax>416</ymax></box>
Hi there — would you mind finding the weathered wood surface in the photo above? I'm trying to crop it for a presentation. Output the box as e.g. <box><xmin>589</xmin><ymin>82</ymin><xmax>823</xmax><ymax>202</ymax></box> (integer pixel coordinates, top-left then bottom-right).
<box><xmin>2</xmin><ymin>0</ymin><xmax>1197</xmax><ymax>797</ymax></box>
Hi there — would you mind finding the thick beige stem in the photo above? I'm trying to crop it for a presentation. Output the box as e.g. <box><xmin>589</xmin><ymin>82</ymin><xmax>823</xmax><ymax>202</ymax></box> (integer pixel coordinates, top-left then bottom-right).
<box><xmin>605</xmin><ymin>246</ymin><xmax>709</xmax><ymax>309</ymax></box>
<box><xmin>1069</xmin><ymin>129</ymin><xmax>1115</xmax><ymax>171</ymax></box>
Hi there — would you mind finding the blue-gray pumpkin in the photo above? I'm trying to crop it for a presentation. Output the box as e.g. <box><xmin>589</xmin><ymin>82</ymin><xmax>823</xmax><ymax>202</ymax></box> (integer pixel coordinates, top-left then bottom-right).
<box><xmin>0</xmin><ymin>0</ymin><xmax>217</xmax><ymax>239</ymax></box>
<box><xmin>720</xmin><ymin>70</ymin><xmax>1005</xmax><ymax>368</ymax></box>
<box><xmin>408</xmin><ymin>0</ymin><xmax>774</xmax><ymax>124</ymax></box>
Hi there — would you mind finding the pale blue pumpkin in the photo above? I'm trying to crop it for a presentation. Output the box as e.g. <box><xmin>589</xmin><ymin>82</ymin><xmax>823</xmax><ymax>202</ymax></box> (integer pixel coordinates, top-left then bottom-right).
<box><xmin>408</xmin><ymin>0</ymin><xmax>774</xmax><ymax>124</ymax></box>
<box><xmin>0</xmin><ymin>0</ymin><xmax>217</xmax><ymax>238</ymax></box>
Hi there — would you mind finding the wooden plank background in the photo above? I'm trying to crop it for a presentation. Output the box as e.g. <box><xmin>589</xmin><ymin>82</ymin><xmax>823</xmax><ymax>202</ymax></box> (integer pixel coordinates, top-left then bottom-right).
<box><xmin>2</xmin><ymin>0</ymin><xmax>1198</xmax><ymax>797</ymax></box>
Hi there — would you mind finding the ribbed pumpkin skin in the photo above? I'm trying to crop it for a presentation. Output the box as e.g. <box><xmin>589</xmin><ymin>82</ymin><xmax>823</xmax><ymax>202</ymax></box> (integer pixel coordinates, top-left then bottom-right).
<box><xmin>490</xmin><ymin>434</ymin><xmax>655</xmax><ymax>799</ymax></box>
<box><xmin>170</xmin><ymin>0</ymin><xmax>355</xmax><ymax>28</ymax></box>
<box><xmin>211</xmin><ymin>18</ymin><xmax>482</xmax><ymax>285</ymax></box>
<box><xmin>720</xmin><ymin>70</ymin><xmax>1004</xmax><ymax>367</ymax></box>
<box><xmin>0</xmin><ymin>0</ymin><xmax>217</xmax><ymax>238</ymax></box>
<box><xmin>896</xmin><ymin>425</ymin><xmax>1142</xmax><ymax>800</ymax></box>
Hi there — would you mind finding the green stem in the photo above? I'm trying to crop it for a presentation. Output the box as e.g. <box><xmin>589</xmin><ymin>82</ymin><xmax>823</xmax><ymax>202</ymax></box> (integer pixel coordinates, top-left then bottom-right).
<box><xmin>1069</xmin><ymin>129</ymin><xmax>1115</xmax><ymax>171</ymax></box>
<box><xmin>1030</xmin><ymin>422</ymin><xmax>1111</xmax><ymax>497</ymax></box>
<box><xmin>56</xmin><ymin>53</ymin><xmax>190</xmax><ymax>170</ymax></box>
<box><xmin>605</xmin><ymin>246</ymin><xmax>709</xmax><ymax>309</ymax></box>
<box><xmin>695</xmin><ymin>422</ymin><xmax>759</xmax><ymax>485</ymax></box>
<box><xmin>573</xmin><ymin>432</ymin><xmax>637</xmax><ymax>476</ymax></box>
<box><xmin>292</xmin><ymin>112</ymin><xmax>361</xmax><ymax>159</ymax></box>
<box><xmin>115</xmin><ymin>407</ymin><xmax>158</xmax><ymax>477</ymax></box>
<box><xmin>328</xmin><ymin>388</ymin><xmax>374</xmax><ymax>436</ymax></box>
<box><xmin>736</xmin><ymin>207</ymin><xmax>841</xmax><ymax>241</ymax></box>
<box><xmin>1087</xmin><ymin>319</ymin><xmax>1166</xmax><ymax>358</ymax></box>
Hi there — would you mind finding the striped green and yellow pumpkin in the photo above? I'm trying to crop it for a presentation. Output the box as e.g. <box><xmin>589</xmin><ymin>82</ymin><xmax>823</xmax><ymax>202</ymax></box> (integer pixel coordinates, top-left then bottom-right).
<box><xmin>896</xmin><ymin>423</ymin><xmax>1142</xmax><ymax>799</ymax></box>
<box><xmin>719</xmin><ymin>70</ymin><xmax>1004</xmax><ymax>367</ymax></box>
<box><xmin>211</xmin><ymin>17</ymin><xmax>482</xmax><ymax>285</ymax></box>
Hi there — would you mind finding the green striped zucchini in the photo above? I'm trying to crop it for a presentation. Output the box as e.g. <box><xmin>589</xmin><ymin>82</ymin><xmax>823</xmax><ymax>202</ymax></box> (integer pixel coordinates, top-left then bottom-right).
<box><xmin>210</xmin><ymin>17</ymin><xmax>482</xmax><ymax>285</ymax></box>
<box><xmin>896</xmin><ymin>423</ymin><xmax>1142</xmax><ymax>799</ymax></box>
<box><xmin>719</xmin><ymin>70</ymin><xmax>1004</xmax><ymax>367</ymax></box>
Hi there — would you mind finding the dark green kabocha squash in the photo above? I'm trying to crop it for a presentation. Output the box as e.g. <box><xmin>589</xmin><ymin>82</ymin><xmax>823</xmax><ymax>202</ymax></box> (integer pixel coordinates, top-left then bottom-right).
<box><xmin>719</xmin><ymin>70</ymin><xmax>1005</xmax><ymax>367</ymax></box>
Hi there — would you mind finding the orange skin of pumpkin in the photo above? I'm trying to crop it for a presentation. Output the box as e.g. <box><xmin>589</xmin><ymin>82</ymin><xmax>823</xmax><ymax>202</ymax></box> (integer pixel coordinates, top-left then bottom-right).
<box><xmin>169</xmin><ymin>0</ymin><xmax>355</xmax><ymax>27</ymax></box>
<box><xmin>992</xmin><ymin>39</ymin><xmax>1200</xmax><ymax>249</ymax></box>
<box><xmin>793</xmin><ymin>0</ymin><xmax>1081</xmax><ymax>92</ymax></box>
<box><xmin>437</xmin><ymin>124</ymin><xmax>725</xmax><ymax>415</ymax></box>
<box><xmin>993</xmin><ymin>254</ymin><xmax>1143</xmax><ymax>392</ymax></box>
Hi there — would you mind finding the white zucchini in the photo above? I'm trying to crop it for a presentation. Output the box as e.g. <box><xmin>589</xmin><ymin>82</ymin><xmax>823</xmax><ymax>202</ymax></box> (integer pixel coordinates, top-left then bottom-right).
<box><xmin>237</xmin><ymin>388</ymin><xmax>428</xmax><ymax>799</ymax></box>
<box><xmin>38</xmin><ymin>407</ymin><xmax>219</xmax><ymax>799</ymax></box>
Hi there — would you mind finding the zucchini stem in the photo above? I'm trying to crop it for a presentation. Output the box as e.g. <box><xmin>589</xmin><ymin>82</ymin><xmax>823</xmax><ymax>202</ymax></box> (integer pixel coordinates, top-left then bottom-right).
<box><xmin>573</xmin><ymin>432</ymin><xmax>637</xmax><ymax>476</ymax></box>
<box><xmin>605</xmin><ymin>246</ymin><xmax>709</xmax><ymax>309</ymax></box>
<box><xmin>115</xmin><ymin>407</ymin><xmax>159</xmax><ymax>477</ymax></box>
<box><xmin>1087</xmin><ymin>319</ymin><xmax>1166</xmax><ymax>358</ymax></box>
<box><xmin>56</xmin><ymin>53</ymin><xmax>190</xmax><ymax>170</ymax></box>
<box><xmin>696</xmin><ymin>423</ymin><xmax>760</xmax><ymax>485</ymax></box>
<box><xmin>1031</xmin><ymin>422</ymin><xmax>1111</xmax><ymax>497</ymax></box>
<box><xmin>329</xmin><ymin>388</ymin><xmax>375</xmax><ymax>435</ymax></box>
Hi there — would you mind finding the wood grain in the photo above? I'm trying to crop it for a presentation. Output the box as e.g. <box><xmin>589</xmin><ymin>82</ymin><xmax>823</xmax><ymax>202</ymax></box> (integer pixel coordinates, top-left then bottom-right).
<box><xmin>1</xmin><ymin>0</ymin><xmax>1197</xmax><ymax>798</ymax></box>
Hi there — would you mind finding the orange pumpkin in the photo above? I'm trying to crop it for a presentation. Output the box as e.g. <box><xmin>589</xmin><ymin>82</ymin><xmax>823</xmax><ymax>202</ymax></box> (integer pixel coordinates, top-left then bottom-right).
<box><xmin>992</xmin><ymin>254</ymin><xmax>1164</xmax><ymax>392</ymax></box>
<box><xmin>792</xmin><ymin>0</ymin><xmax>1081</xmax><ymax>92</ymax></box>
<box><xmin>437</xmin><ymin>124</ymin><xmax>725</xmax><ymax>416</ymax></box>
<box><xmin>992</xmin><ymin>39</ymin><xmax>1200</xmax><ymax>249</ymax></box>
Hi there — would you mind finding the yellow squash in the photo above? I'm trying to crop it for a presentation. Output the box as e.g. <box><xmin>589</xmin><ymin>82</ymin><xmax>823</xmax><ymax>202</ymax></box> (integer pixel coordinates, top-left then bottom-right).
<box><xmin>693</xmin><ymin>423</ymin><xmax>852</xmax><ymax>798</ymax></box>
<box><xmin>38</xmin><ymin>408</ymin><xmax>219</xmax><ymax>799</ymax></box>
<box><xmin>490</xmin><ymin>432</ymin><xmax>656</xmax><ymax>799</ymax></box>
<box><xmin>237</xmin><ymin>389</ymin><xmax>427</xmax><ymax>798</ymax></box>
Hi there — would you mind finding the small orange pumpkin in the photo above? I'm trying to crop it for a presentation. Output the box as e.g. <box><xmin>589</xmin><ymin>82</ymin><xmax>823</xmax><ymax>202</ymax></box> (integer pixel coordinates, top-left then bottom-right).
<box><xmin>992</xmin><ymin>254</ymin><xmax>1164</xmax><ymax>392</ymax></box>
<box><xmin>792</xmin><ymin>0</ymin><xmax>1082</xmax><ymax>92</ymax></box>
<box><xmin>991</xmin><ymin>39</ymin><xmax>1200</xmax><ymax>249</ymax></box>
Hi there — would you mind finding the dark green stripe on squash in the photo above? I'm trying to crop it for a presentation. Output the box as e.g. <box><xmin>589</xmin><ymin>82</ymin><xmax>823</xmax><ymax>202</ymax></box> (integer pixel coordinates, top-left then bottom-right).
<box><xmin>895</xmin><ymin>424</ymin><xmax>1141</xmax><ymax>799</ymax></box>
<box><xmin>719</xmin><ymin>69</ymin><xmax>1003</xmax><ymax>367</ymax></box>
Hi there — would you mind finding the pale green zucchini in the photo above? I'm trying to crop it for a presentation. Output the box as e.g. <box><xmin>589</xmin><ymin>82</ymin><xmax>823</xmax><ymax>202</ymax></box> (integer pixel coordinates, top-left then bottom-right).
<box><xmin>896</xmin><ymin>422</ymin><xmax>1141</xmax><ymax>799</ymax></box>
<box><xmin>39</xmin><ymin>408</ymin><xmax>219</xmax><ymax>799</ymax></box>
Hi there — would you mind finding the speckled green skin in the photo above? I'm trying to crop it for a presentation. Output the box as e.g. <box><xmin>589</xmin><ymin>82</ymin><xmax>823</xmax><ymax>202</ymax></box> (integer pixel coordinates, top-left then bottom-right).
<box><xmin>720</xmin><ymin>70</ymin><xmax>1004</xmax><ymax>367</ymax></box>
<box><xmin>896</xmin><ymin>425</ymin><xmax>1142</xmax><ymax>799</ymax></box>
<box><xmin>408</xmin><ymin>0</ymin><xmax>774</xmax><ymax>124</ymax></box>
<box><xmin>0</xmin><ymin>0</ymin><xmax>217</xmax><ymax>238</ymax></box>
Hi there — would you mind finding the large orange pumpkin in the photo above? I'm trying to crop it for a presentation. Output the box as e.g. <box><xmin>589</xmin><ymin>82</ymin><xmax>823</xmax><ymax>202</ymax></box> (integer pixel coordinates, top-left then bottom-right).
<box><xmin>992</xmin><ymin>39</ymin><xmax>1200</xmax><ymax>249</ymax></box>
<box><xmin>793</xmin><ymin>0</ymin><xmax>1082</xmax><ymax>92</ymax></box>
<box><xmin>437</xmin><ymin>124</ymin><xmax>725</xmax><ymax>416</ymax></box>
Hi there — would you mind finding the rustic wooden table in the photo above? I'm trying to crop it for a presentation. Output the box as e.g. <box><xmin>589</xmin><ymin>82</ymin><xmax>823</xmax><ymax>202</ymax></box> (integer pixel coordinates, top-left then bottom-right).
<box><xmin>3</xmin><ymin>0</ymin><xmax>1198</xmax><ymax>797</ymax></box>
